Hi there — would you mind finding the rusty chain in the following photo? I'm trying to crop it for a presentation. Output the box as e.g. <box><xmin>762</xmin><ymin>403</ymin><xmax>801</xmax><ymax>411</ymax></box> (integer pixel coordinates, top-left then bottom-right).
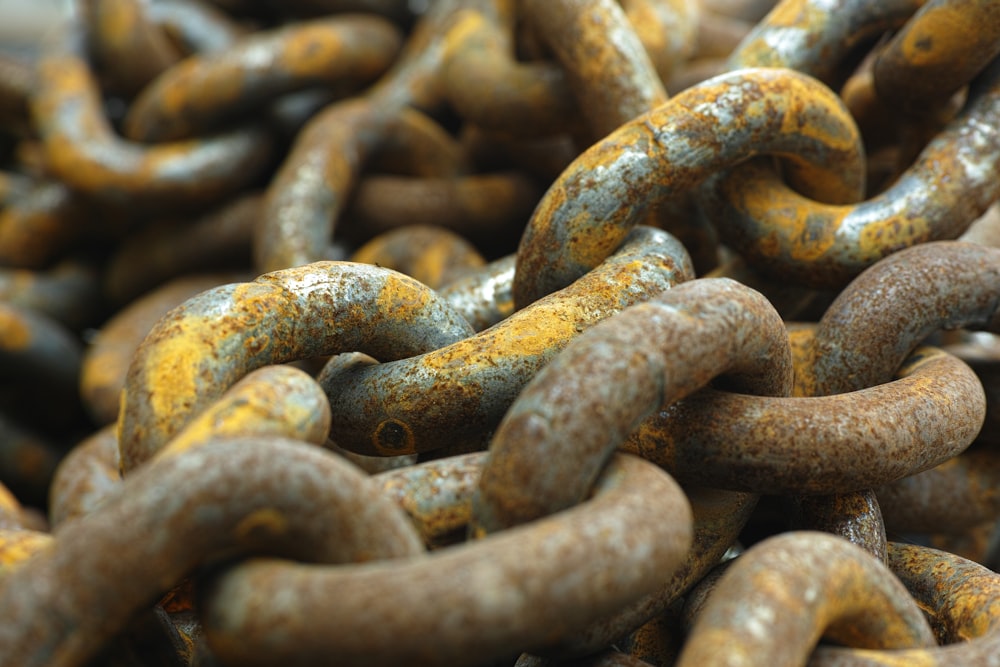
<box><xmin>1</xmin><ymin>0</ymin><xmax>999</xmax><ymax>664</ymax></box>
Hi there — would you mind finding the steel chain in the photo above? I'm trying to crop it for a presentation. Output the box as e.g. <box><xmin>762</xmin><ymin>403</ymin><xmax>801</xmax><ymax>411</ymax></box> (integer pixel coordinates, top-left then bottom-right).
<box><xmin>0</xmin><ymin>0</ymin><xmax>998</xmax><ymax>665</ymax></box>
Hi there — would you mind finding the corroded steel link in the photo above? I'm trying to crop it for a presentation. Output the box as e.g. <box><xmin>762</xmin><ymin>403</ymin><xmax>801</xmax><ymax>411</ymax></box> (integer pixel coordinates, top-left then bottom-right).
<box><xmin>810</xmin><ymin>543</ymin><xmax>1000</xmax><ymax>666</ymax></box>
<box><xmin>676</xmin><ymin>532</ymin><xmax>936</xmax><ymax>667</ymax></box>
<box><xmin>118</xmin><ymin>261</ymin><xmax>474</xmax><ymax>472</ymax></box>
<box><xmin>0</xmin><ymin>415</ymin><xmax>62</xmax><ymax>510</ymax></box>
<box><xmin>805</xmin><ymin>241</ymin><xmax>1000</xmax><ymax>396</ymax></box>
<box><xmin>255</xmin><ymin>0</ymin><xmax>466</xmax><ymax>272</ymax></box>
<box><xmin>888</xmin><ymin>543</ymin><xmax>1000</xmax><ymax>643</ymax></box>
<box><xmin>701</xmin><ymin>60</ymin><xmax>1000</xmax><ymax>287</ymax></box>
<box><xmin>877</xmin><ymin>448</ymin><xmax>1000</xmax><ymax>534</ymax></box>
<box><xmin>344</xmin><ymin>171</ymin><xmax>542</xmax><ymax>250</ymax></box>
<box><xmin>873</xmin><ymin>0</ymin><xmax>1000</xmax><ymax>114</ymax></box>
<box><xmin>87</xmin><ymin>0</ymin><xmax>183</xmax><ymax>97</ymax></box>
<box><xmin>442</xmin><ymin>1</ymin><xmax>577</xmax><ymax>138</ymax></box>
<box><xmin>123</xmin><ymin>15</ymin><xmax>404</xmax><ymax>142</ymax></box>
<box><xmin>350</xmin><ymin>225</ymin><xmax>485</xmax><ymax>290</ymax></box>
<box><xmin>382</xmin><ymin>452</ymin><xmax>755</xmax><ymax>658</ymax></box>
<box><xmin>0</xmin><ymin>180</ymin><xmax>94</xmax><ymax>269</ymax></box>
<box><xmin>0</xmin><ymin>261</ymin><xmax>101</xmax><ymax>330</ymax></box>
<box><xmin>473</xmin><ymin>277</ymin><xmax>791</xmax><ymax>533</ymax></box>
<box><xmin>31</xmin><ymin>8</ymin><xmax>274</xmax><ymax>207</ymax></box>
<box><xmin>198</xmin><ymin>453</ymin><xmax>693</xmax><ymax>667</ymax></box>
<box><xmin>375</xmin><ymin>451</ymin><xmax>485</xmax><ymax>546</ymax></box>
<box><xmin>789</xmin><ymin>490</ymin><xmax>888</xmax><ymax>563</ymax></box>
<box><xmin>621</xmin><ymin>0</ymin><xmax>700</xmax><ymax>83</ymax></box>
<box><xmin>521</xmin><ymin>0</ymin><xmax>668</xmax><ymax>138</ymax></box>
<box><xmin>48</xmin><ymin>425</ymin><xmax>119</xmax><ymax>528</ymax></box>
<box><xmin>103</xmin><ymin>194</ymin><xmax>259</xmax><ymax>305</ymax></box>
<box><xmin>438</xmin><ymin>254</ymin><xmax>516</xmax><ymax>331</ymax></box>
<box><xmin>255</xmin><ymin>98</ymin><xmax>392</xmax><ymax>272</ymax></box>
<box><xmin>159</xmin><ymin>365</ymin><xmax>331</xmax><ymax>458</ymax></box>
<box><xmin>82</xmin><ymin>274</ymin><xmax>244</xmax><ymax>425</ymax></box>
<box><xmin>62</xmin><ymin>366</ymin><xmax>330</xmax><ymax>526</ymax></box>
<box><xmin>321</xmin><ymin>226</ymin><xmax>694</xmax><ymax>456</ymax></box>
<box><xmin>148</xmin><ymin>0</ymin><xmax>246</xmax><ymax>55</ymax></box>
<box><xmin>512</xmin><ymin>67</ymin><xmax>865</xmax><ymax>308</ymax></box>
<box><xmin>0</xmin><ymin>437</ymin><xmax>425</xmax><ymax>667</ymax></box>
<box><xmin>727</xmin><ymin>0</ymin><xmax>925</xmax><ymax>87</ymax></box>
<box><xmin>624</xmin><ymin>346</ymin><xmax>986</xmax><ymax>494</ymax></box>
<box><xmin>543</xmin><ymin>488</ymin><xmax>757</xmax><ymax>658</ymax></box>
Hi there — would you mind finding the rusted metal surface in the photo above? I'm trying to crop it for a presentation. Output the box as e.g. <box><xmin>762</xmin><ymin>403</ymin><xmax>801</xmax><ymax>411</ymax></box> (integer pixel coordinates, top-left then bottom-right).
<box><xmin>521</xmin><ymin>0</ymin><xmax>667</xmax><ymax>138</ymax></box>
<box><xmin>541</xmin><ymin>487</ymin><xmax>758</xmax><ymax>658</ymax></box>
<box><xmin>0</xmin><ymin>437</ymin><xmax>425</xmax><ymax>667</ymax></box>
<box><xmin>124</xmin><ymin>15</ymin><xmax>403</xmax><ymax>141</ymax></box>
<box><xmin>198</xmin><ymin>453</ymin><xmax>693</xmax><ymax>667</ymax></box>
<box><xmin>1</xmin><ymin>0</ymin><xmax>999</xmax><ymax>662</ymax></box>
<box><xmin>810</xmin><ymin>543</ymin><xmax>1000</xmax><ymax>666</ymax></box>
<box><xmin>0</xmin><ymin>179</ymin><xmax>96</xmax><ymax>270</ymax></box>
<box><xmin>701</xmin><ymin>64</ymin><xmax>1000</xmax><ymax>287</ymax></box>
<box><xmin>82</xmin><ymin>274</ymin><xmax>243</xmax><ymax>426</ymax></box>
<box><xmin>350</xmin><ymin>224</ymin><xmax>485</xmax><ymax>289</ymax></box>
<box><xmin>118</xmin><ymin>261</ymin><xmax>474</xmax><ymax>471</ymax></box>
<box><xmin>873</xmin><ymin>0</ymin><xmax>1000</xmax><ymax>114</ymax></box>
<box><xmin>512</xmin><ymin>66</ymin><xmax>865</xmax><ymax>308</ymax></box>
<box><xmin>805</xmin><ymin>241</ymin><xmax>1000</xmax><ymax>396</ymax></box>
<box><xmin>788</xmin><ymin>490</ymin><xmax>888</xmax><ymax>563</ymax></box>
<box><xmin>374</xmin><ymin>450</ymin><xmax>484</xmax><ymax>546</ymax></box>
<box><xmin>344</xmin><ymin>171</ymin><xmax>542</xmax><ymax>249</ymax></box>
<box><xmin>677</xmin><ymin>532</ymin><xmax>936</xmax><ymax>667</ymax></box>
<box><xmin>321</xmin><ymin>226</ymin><xmax>693</xmax><ymax>456</ymax></box>
<box><xmin>159</xmin><ymin>365</ymin><xmax>332</xmax><ymax>458</ymax></box>
<box><xmin>47</xmin><ymin>425</ymin><xmax>120</xmax><ymax>528</ymax></box>
<box><xmin>473</xmin><ymin>277</ymin><xmax>791</xmax><ymax>533</ymax></box>
<box><xmin>625</xmin><ymin>345</ymin><xmax>986</xmax><ymax>494</ymax></box>
<box><xmin>437</xmin><ymin>254</ymin><xmax>516</xmax><ymax>331</ymax></box>
<box><xmin>31</xmin><ymin>8</ymin><xmax>274</xmax><ymax>208</ymax></box>
<box><xmin>441</xmin><ymin>1</ymin><xmax>576</xmax><ymax>138</ymax></box>
<box><xmin>727</xmin><ymin>0</ymin><xmax>924</xmax><ymax>87</ymax></box>
<box><xmin>88</xmin><ymin>0</ymin><xmax>183</xmax><ymax>97</ymax></box>
<box><xmin>877</xmin><ymin>449</ymin><xmax>1000</xmax><ymax>535</ymax></box>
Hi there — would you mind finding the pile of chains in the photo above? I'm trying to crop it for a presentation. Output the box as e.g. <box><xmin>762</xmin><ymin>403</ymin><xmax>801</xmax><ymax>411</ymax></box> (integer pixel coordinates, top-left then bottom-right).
<box><xmin>1</xmin><ymin>0</ymin><xmax>1000</xmax><ymax>664</ymax></box>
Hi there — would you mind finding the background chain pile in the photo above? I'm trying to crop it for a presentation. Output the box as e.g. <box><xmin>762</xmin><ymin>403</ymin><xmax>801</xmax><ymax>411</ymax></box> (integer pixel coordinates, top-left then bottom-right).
<box><xmin>0</xmin><ymin>0</ymin><xmax>999</xmax><ymax>665</ymax></box>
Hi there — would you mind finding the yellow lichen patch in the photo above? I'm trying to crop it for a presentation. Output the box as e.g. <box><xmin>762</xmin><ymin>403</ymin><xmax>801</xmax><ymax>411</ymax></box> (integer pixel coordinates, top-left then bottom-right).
<box><xmin>779</xmin><ymin>79</ymin><xmax>861</xmax><ymax>157</ymax></box>
<box><xmin>376</xmin><ymin>274</ymin><xmax>432</xmax><ymax>316</ymax></box>
<box><xmin>138</xmin><ymin>319</ymin><xmax>217</xmax><ymax>443</ymax></box>
<box><xmin>898</xmin><ymin>5</ymin><xmax>969</xmax><ymax>68</ymax></box>
<box><xmin>0</xmin><ymin>530</ymin><xmax>52</xmax><ymax>572</ymax></box>
<box><xmin>856</xmin><ymin>214</ymin><xmax>931</xmax><ymax>264</ymax></box>
<box><xmin>161</xmin><ymin>367</ymin><xmax>331</xmax><ymax>458</ymax></box>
